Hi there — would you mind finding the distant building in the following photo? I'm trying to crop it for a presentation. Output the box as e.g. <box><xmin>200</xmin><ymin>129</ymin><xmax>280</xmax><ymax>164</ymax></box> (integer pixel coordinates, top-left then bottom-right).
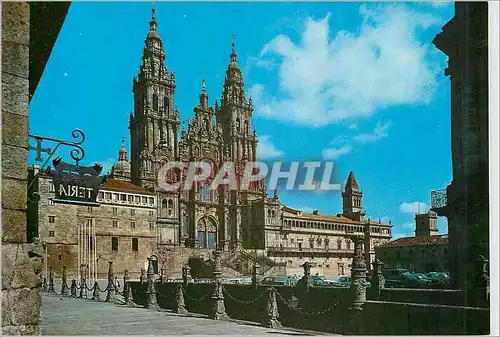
<box><xmin>376</xmin><ymin>211</ymin><xmax>449</xmax><ymax>273</ymax></box>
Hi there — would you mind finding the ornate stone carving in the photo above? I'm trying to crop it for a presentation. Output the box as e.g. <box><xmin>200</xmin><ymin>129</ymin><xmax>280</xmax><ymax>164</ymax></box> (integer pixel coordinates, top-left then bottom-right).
<box><xmin>262</xmin><ymin>287</ymin><xmax>282</xmax><ymax>328</ymax></box>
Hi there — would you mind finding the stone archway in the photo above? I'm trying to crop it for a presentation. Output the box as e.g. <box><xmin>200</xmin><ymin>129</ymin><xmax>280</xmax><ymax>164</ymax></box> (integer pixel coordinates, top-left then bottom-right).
<box><xmin>197</xmin><ymin>216</ymin><xmax>217</xmax><ymax>249</ymax></box>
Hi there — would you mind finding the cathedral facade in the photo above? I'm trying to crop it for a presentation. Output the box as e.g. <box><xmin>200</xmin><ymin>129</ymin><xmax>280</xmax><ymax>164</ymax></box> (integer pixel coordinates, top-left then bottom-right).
<box><xmin>125</xmin><ymin>8</ymin><xmax>265</xmax><ymax>252</ymax></box>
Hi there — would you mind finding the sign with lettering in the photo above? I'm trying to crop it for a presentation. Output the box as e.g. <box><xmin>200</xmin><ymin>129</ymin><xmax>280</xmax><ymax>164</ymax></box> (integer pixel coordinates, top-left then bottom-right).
<box><xmin>49</xmin><ymin>157</ymin><xmax>107</xmax><ymax>206</ymax></box>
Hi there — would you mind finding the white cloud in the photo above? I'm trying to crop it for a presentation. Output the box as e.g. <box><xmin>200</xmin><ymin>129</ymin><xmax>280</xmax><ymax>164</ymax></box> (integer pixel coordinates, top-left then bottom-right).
<box><xmin>251</xmin><ymin>4</ymin><xmax>442</xmax><ymax>127</ymax></box>
<box><xmin>399</xmin><ymin>201</ymin><xmax>429</xmax><ymax>214</ymax></box>
<box><xmin>257</xmin><ymin>135</ymin><xmax>284</xmax><ymax>160</ymax></box>
<box><xmin>348</xmin><ymin>123</ymin><xmax>358</xmax><ymax>130</ymax></box>
<box><xmin>322</xmin><ymin>145</ymin><xmax>352</xmax><ymax>160</ymax></box>
<box><xmin>354</xmin><ymin>121</ymin><xmax>391</xmax><ymax>143</ymax></box>
<box><xmin>428</xmin><ymin>1</ymin><xmax>453</xmax><ymax>8</ymax></box>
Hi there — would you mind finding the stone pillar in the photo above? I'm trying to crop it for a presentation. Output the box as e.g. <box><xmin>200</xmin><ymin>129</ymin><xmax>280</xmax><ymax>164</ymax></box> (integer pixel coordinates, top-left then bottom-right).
<box><xmin>174</xmin><ymin>284</ymin><xmax>188</xmax><ymax>314</ymax></box>
<box><xmin>70</xmin><ymin>280</ymin><xmax>77</xmax><ymax>297</ymax></box>
<box><xmin>211</xmin><ymin>250</ymin><xmax>228</xmax><ymax>320</ymax></box>
<box><xmin>298</xmin><ymin>262</ymin><xmax>314</xmax><ymax>292</ymax></box>
<box><xmin>61</xmin><ymin>266</ymin><xmax>69</xmax><ymax>296</ymax></box>
<box><xmin>350</xmin><ymin>235</ymin><xmax>367</xmax><ymax>310</ymax></box>
<box><xmin>144</xmin><ymin>258</ymin><xmax>158</xmax><ymax>309</ymax></box>
<box><xmin>251</xmin><ymin>264</ymin><xmax>260</xmax><ymax>290</ymax></box>
<box><xmin>91</xmin><ymin>281</ymin><xmax>100</xmax><ymax>301</ymax></box>
<box><xmin>182</xmin><ymin>265</ymin><xmax>191</xmax><ymax>288</ymax></box>
<box><xmin>124</xmin><ymin>282</ymin><xmax>133</xmax><ymax>306</ymax></box>
<box><xmin>472</xmin><ymin>255</ymin><xmax>489</xmax><ymax>307</ymax></box>
<box><xmin>2</xmin><ymin>2</ymin><xmax>47</xmax><ymax>334</ymax></box>
<box><xmin>42</xmin><ymin>278</ymin><xmax>47</xmax><ymax>292</ymax></box>
<box><xmin>105</xmin><ymin>261</ymin><xmax>115</xmax><ymax>303</ymax></box>
<box><xmin>160</xmin><ymin>261</ymin><xmax>166</xmax><ymax>283</ymax></box>
<box><xmin>121</xmin><ymin>268</ymin><xmax>127</xmax><ymax>285</ymax></box>
<box><xmin>369</xmin><ymin>259</ymin><xmax>385</xmax><ymax>300</ymax></box>
<box><xmin>48</xmin><ymin>266</ymin><xmax>55</xmax><ymax>293</ymax></box>
<box><xmin>262</xmin><ymin>287</ymin><xmax>281</xmax><ymax>328</ymax></box>
<box><xmin>139</xmin><ymin>268</ymin><xmax>146</xmax><ymax>284</ymax></box>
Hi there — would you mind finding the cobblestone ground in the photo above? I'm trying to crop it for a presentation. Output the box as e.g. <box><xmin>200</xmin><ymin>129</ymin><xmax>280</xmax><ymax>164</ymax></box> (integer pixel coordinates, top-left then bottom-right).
<box><xmin>41</xmin><ymin>294</ymin><xmax>315</xmax><ymax>335</ymax></box>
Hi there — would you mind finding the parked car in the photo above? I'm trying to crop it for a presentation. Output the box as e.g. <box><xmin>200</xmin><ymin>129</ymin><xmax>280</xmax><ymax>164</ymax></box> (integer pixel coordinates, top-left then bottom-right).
<box><xmin>311</xmin><ymin>275</ymin><xmax>333</xmax><ymax>287</ymax></box>
<box><xmin>382</xmin><ymin>268</ymin><xmax>431</xmax><ymax>288</ymax></box>
<box><xmin>260</xmin><ymin>276</ymin><xmax>294</xmax><ymax>286</ymax></box>
<box><xmin>329</xmin><ymin>276</ymin><xmax>372</xmax><ymax>288</ymax></box>
<box><xmin>425</xmin><ymin>272</ymin><xmax>450</xmax><ymax>287</ymax></box>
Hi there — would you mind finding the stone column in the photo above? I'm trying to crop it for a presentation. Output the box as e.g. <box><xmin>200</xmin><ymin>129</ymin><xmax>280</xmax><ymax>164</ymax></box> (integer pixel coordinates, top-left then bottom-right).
<box><xmin>369</xmin><ymin>259</ymin><xmax>385</xmax><ymax>300</ymax></box>
<box><xmin>144</xmin><ymin>258</ymin><xmax>158</xmax><ymax>309</ymax></box>
<box><xmin>350</xmin><ymin>235</ymin><xmax>367</xmax><ymax>310</ymax></box>
<box><xmin>139</xmin><ymin>268</ymin><xmax>146</xmax><ymax>284</ymax></box>
<box><xmin>211</xmin><ymin>250</ymin><xmax>228</xmax><ymax>320</ymax></box>
<box><xmin>70</xmin><ymin>280</ymin><xmax>77</xmax><ymax>297</ymax></box>
<box><xmin>2</xmin><ymin>2</ymin><xmax>45</xmax><ymax>334</ymax></box>
<box><xmin>182</xmin><ymin>265</ymin><xmax>191</xmax><ymax>288</ymax></box>
<box><xmin>262</xmin><ymin>287</ymin><xmax>281</xmax><ymax>328</ymax></box>
<box><xmin>105</xmin><ymin>261</ymin><xmax>115</xmax><ymax>302</ymax></box>
<box><xmin>123</xmin><ymin>282</ymin><xmax>133</xmax><ymax>306</ymax></box>
<box><xmin>123</xmin><ymin>269</ymin><xmax>129</xmax><ymax>288</ymax></box>
<box><xmin>160</xmin><ymin>261</ymin><xmax>166</xmax><ymax>283</ymax></box>
<box><xmin>174</xmin><ymin>284</ymin><xmax>188</xmax><ymax>314</ymax></box>
<box><xmin>61</xmin><ymin>266</ymin><xmax>69</xmax><ymax>295</ymax></box>
<box><xmin>251</xmin><ymin>264</ymin><xmax>260</xmax><ymax>290</ymax></box>
<box><xmin>91</xmin><ymin>281</ymin><xmax>100</xmax><ymax>301</ymax></box>
<box><xmin>42</xmin><ymin>278</ymin><xmax>48</xmax><ymax>292</ymax></box>
<box><xmin>48</xmin><ymin>266</ymin><xmax>55</xmax><ymax>293</ymax></box>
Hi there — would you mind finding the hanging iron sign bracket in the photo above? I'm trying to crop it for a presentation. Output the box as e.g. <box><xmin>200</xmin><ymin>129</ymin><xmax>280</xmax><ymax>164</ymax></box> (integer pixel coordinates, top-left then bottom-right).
<box><xmin>27</xmin><ymin>129</ymin><xmax>107</xmax><ymax>206</ymax></box>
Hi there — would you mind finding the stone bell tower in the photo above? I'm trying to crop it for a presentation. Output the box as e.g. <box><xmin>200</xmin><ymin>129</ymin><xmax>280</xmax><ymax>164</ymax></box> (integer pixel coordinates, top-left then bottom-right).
<box><xmin>342</xmin><ymin>171</ymin><xmax>366</xmax><ymax>221</ymax></box>
<box><xmin>130</xmin><ymin>7</ymin><xmax>180</xmax><ymax>190</ymax></box>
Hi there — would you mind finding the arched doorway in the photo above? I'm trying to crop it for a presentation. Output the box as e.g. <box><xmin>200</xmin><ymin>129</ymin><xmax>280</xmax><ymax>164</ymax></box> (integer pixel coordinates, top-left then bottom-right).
<box><xmin>197</xmin><ymin>216</ymin><xmax>217</xmax><ymax>249</ymax></box>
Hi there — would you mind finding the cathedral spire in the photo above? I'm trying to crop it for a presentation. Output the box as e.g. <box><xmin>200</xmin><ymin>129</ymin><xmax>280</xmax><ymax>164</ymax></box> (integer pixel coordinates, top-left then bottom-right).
<box><xmin>230</xmin><ymin>34</ymin><xmax>237</xmax><ymax>64</ymax></box>
<box><xmin>118</xmin><ymin>137</ymin><xmax>128</xmax><ymax>161</ymax></box>
<box><xmin>149</xmin><ymin>3</ymin><xmax>157</xmax><ymax>31</ymax></box>
<box><xmin>199</xmin><ymin>79</ymin><xmax>208</xmax><ymax>108</ymax></box>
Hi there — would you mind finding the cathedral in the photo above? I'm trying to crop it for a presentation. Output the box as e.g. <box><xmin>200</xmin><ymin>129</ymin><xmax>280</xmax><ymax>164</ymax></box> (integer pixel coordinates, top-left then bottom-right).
<box><xmin>112</xmin><ymin>7</ymin><xmax>268</xmax><ymax>252</ymax></box>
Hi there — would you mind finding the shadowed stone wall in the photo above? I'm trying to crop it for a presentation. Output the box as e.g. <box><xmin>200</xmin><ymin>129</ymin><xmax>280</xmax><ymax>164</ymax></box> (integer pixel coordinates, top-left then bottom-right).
<box><xmin>1</xmin><ymin>2</ymin><xmax>43</xmax><ymax>335</ymax></box>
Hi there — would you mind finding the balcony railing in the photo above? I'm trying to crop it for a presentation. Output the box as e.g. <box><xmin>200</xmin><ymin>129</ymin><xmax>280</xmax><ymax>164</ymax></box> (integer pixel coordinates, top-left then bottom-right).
<box><xmin>431</xmin><ymin>189</ymin><xmax>447</xmax><ymax>209</ymax></box>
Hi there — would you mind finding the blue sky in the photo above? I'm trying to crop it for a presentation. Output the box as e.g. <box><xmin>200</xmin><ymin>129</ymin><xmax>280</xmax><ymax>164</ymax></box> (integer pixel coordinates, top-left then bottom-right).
<box><xmin>28</xmin><ymin>2</ymin><xmax>455</xmax><ymax>239</ymax></box>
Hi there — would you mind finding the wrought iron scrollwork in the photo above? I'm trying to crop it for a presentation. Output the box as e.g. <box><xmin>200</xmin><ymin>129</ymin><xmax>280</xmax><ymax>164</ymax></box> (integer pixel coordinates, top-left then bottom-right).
<box><xmin>27</xmin><ymin>129</ymin><xmax>87</xmax><ymax>203</ymax></box>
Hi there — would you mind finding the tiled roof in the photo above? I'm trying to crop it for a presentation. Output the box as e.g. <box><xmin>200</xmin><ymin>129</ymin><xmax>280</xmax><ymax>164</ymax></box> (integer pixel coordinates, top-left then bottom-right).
<box><xmin>101</xmin><ymin>179</ymin><xmax>154</xmax><ymax>195</ymax></box>
<box><xmin>380</xmin><ymin>234</ymin><xmax>448</xmax><ymax>248</ymax></box>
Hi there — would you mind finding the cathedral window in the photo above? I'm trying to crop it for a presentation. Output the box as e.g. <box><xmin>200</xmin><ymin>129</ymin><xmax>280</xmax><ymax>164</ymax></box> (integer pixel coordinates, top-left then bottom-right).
<box><xmin>132</xmin><ymin>238</ymin><xmax>138</xmax><ymax>252</ymax></box>
<box><xmin>337</xmin><ymin>240</ymin><xmax>342</xmax><ymax>250</ymax></box>
<box><xmin>182</xmin><ymin>213</ymin><xmax>188</xmax><ymax>234</ymax></box>
<box><xmin>135</xmin><ymin>196</ymin><xmax>140</xmax><ymax>204</ymax></box>
<box><xmin>202</xmin><ymin>183</ymin><xmax>211</xmax><ymax>202</ymax></box>
<box><xmin>142</xmin><ymin>197</ymin><xmax>147</xmax><ymax>204</ymax></box>
<box><xmin>130</xmin><ymin>221</ymin><xmax>136</xmax><ymax>229</ymax></box>
<box><xmin>112</xmin><ymin>220</ymin><xmax>118</xmax><ymax>228</ymax></box>
<box><xmin>111</xmin><ymin>237</ymin><xmax>118</xmax><ymax>251</ymax></box>
<box><xmin>130</xmin><ymin>209</ymin><xmax>135</xmax><ymax>216</ymax></box>
<box><xmin>153</xmin><ymin>93</ymin><xmax>159</xmax><ymax>111</ymax></box>
<box><xmin>168</xmin><ymin>199</ymin><xmax>174</xmax><ymax>209</ymax></box>
<box><xmin>128</xmin><ymin>195</ymin><xmax>133</xmax><ymax>203</ymax></box>
<box><xmin>105</xmin><ymin>193</ymin><xmax>111</xmax><ymax>200</ymax></box>
<box><xmin>245</xmin><ymin>120</ymin><xmax>249</xmax><ymax>133</ymax></box>
<box><xmin>236</xmin><ymin>117</ymin><xmax>241</xmax><ymax>132</ymax></box>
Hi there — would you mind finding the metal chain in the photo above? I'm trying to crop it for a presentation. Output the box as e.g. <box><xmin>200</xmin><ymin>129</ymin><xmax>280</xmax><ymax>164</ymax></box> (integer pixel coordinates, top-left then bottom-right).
<box><xmin>275</xmin><ymin>291</ymin><xmax>339</xmax><ymax>317</ymax></box>
<box><xmin>222</xmin><ymin>286</ymin><xmax>266</xmax><ymax>305</ymax></box>
<box><xmin>182</xmin><ymin>288</ymin><xmax>210</xmax><ymax>302</ymax></box>
<box><xmin>155</xmin><ymin>287</ymin><xmax>176</xmax><ymax>299</ymax></box>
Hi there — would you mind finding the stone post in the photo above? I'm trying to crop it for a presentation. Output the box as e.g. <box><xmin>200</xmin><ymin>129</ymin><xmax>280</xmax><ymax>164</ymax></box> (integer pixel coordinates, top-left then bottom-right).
<box><xmin>124</xmin><ymin>282</ymin><xmax>133</xmax><ymax>306</ymax></box>
<box><xmin>48</xmin><ymin>266</ymin><xmax>55</xmax><ymax>293</ymax></box>
<box><xmin>144</xmin><ymin>257</ymin><xmax>158</xmax><ymax>309</ymax></box>
<box><xmin>182</xmin><ymin>265</ymin><xmax>191</xmax><ymax>288</ymax></box>
<box><xmin>472</xmin><ymin>255</ymin><xmax>489</xmax><ymax>307</ymax></box>
<box><xmin>123</xmin><ymin>269</ymin><xmax>129</xmax><ymax>288</ymax></box>
<box><xmin>345</xmin><ymin>235</ymin><xmax>367</xmax><ymax>335</ymax></box>
<box><xmin>262</xmin><ymin>287</ymin><xmax>282</xmax><ymax>328</ymax></box>
<box><xmin>160</xmin><ymin>261</ymin><xmax>166</xmax><ymax>283</ymax></box>
<box><xmin>174</xmin><ymin>284</ymin><xmax>188</xmax><ymax>314</ymax></box>
<box><xmin>140</xmin><ymin>268</ymin><xmax>146</xmax><ymax>284</ymax></box>
<box><xmin>350</xmin><ymin>235</ymin><xmax>367</xmax><ymax>310</ymax></box>
<box><xmin>42</xmin><ymin>278</ymin><xmax>48</xmax><ymax>292</ymax></box>
<box><xmin>298</xmin><ymin>261</ymin><xmax>314</xmax><ymax>291</ymax></box>
<box><xmin>91</xmin><ymin>281</ymin><xmax>100</xmax><ymax>301</ymax></box>
<box><xmin>70</xmin><ymin>279</ymin><xmax>77</xmax><ymax>297</ymax></box>
<box><xmin>61</xmin><ymin>266</ymin><xmax>69</xmax><ymax>295</ymax></box>
<box><xmin>211</xmin><ymin>250</ymin><xmax>229</xmax><ymax>320</ymax></box>
<box><xmin>105</xmin><ymin>261</ymin><xmax>115</xmax><ymax>302</ymax></box>
<box><xmin>251</xmin><ymin>264</ymin><xmax>260</xmax><ymax>290</ymax></box>
<box><xmin>369</xmin><ymin>259</ymin><xmax>385</xmax><ymax>299</ymax></box>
